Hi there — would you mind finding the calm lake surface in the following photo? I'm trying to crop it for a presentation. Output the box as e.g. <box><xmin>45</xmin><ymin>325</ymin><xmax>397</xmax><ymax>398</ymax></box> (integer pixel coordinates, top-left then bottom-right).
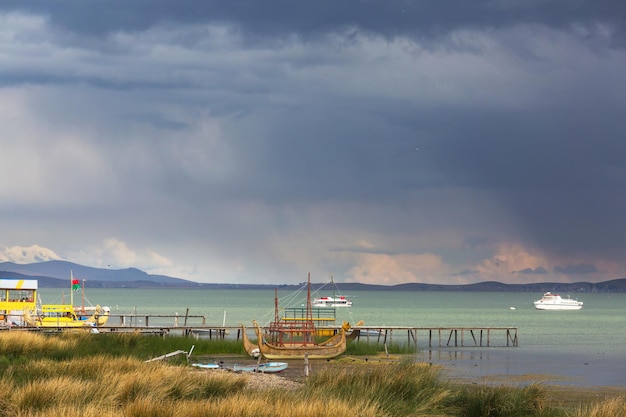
<box><xmin>39</xmin><ymin>288</ymin><xmax>626</xmax><ymax>387</ymax></box>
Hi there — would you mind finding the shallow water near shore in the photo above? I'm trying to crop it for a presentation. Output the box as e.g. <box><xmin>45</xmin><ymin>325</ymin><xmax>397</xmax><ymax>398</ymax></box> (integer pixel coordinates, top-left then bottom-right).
<box><xmin>39</xmin><ymin>287</ymin><xmax>626</xmax><ymax>387</ymax></box>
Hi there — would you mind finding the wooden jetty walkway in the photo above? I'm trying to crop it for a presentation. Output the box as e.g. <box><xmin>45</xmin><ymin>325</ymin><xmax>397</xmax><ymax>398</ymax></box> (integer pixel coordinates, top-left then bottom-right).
<box><xmin>102</xmin><ymin>324</ymin><xmax>518</xmax><ymax>348</ymax></box>
<box><xmin>348</xmin><ymin>326</ymin><xmax>519</xmax><ymax>348</ymax></box>
<box><xmin>7</xmin><ymin>312</ymin><xmax>518</xmax><ymax>348</ymax></box>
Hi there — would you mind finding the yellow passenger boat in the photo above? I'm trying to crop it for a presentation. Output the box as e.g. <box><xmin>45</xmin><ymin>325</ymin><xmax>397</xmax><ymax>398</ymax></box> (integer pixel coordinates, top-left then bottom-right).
<box><xmin>23</xmin><ymin>304</ymin><xmax>109</xmax><ymax>329</ymax></box>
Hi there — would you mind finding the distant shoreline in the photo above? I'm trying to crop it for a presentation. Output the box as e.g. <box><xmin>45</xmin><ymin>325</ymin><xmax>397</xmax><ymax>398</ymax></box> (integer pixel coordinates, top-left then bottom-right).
<box><xmin>3</xmin><ymin>260</ymin><xmax>626</xmax><ymax>292</ymax></box>
<box><xmin>30</xmin><ymin>279</ymin><xmax>626</xmax><ymax>292</ymax></box>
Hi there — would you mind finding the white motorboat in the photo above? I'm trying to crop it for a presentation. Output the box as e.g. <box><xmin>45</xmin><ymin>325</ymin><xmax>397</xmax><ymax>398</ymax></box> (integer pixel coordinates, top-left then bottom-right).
<box><xmin>312</xmin><ymin>273</ymin><xmax>353</xmax><ymax>307</ymax></box>
<box><xmin>533</xmin><ymin>292</ymin><xmax>583</xmax><ymax>310</ymax></box>
<box><xmin>312</xmin><ymin>296</ymin><xmax>353</xmax><ymax>308</ymax></box>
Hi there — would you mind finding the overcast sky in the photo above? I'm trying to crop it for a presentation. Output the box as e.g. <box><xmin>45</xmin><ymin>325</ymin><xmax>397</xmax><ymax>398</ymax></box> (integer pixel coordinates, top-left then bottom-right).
<box><xmin>1</xmin><ymin>1</ymin><xmax>625</xmax><ymax>285</ymax></box>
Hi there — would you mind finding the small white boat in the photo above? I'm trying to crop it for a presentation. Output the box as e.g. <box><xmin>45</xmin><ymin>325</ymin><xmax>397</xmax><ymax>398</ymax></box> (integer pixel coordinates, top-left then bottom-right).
<box><xmin>312</xmin><ymin>273</ymin><xmax>353</xmax><ymax>308</ymax></box>
<box><xmin>534</xmin><ymin>292</ymin><xmax>583</xmax><ymax>310</ymax></box>
<box><xmin>192</xmin><ymin>363</ymin><xmax>221</xmax><ymax>369</ymax></box>
<box><xmin>312</xmin><ymin>296</ymin><xmax>353</xmax><ymax>308</ymax></box>
<box><xmin>233</xmin><ymin>362</ymin><xmax>288</xmax><ymax>373</ymax></box>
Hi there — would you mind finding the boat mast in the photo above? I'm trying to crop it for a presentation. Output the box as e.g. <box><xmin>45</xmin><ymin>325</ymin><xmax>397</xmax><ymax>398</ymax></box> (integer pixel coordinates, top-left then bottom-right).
<box><xmin>81</xmin><ymin>279</ymin><xmax>86</xmax><ymax>313</ymax></box>
<box><xmin>274</xmin><ymin>288</ymin><xmax>279</xmax><ymax>325</ymax></box>
<box><xmin>304</xmin><ymin>272</ymin><xmax>314</xmax><ymax>344</ymax></box>
<box><xmin>70</xmin><ymin>270</ymin><xmax>74</xmax><ymax>307</ymax></box>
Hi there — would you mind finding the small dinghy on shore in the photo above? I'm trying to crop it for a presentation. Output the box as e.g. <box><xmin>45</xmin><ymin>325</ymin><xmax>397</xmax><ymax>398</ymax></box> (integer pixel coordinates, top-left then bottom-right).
<box><xmin>191</xmin><ymin>363</ymin><xmax>221</xmax><ymax>369</ymax></box>
<box><xmin>233</xmin><ymin>362</ymin><xmax>288</xmax><ymax>373</ymax></box>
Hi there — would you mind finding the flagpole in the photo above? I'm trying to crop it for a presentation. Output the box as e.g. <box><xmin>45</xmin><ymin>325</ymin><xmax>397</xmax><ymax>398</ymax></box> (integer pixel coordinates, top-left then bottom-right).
<box><xmin>70</xmin><ymin>270</ymin><xmax>74</xmax><ymax>307</ymax></box>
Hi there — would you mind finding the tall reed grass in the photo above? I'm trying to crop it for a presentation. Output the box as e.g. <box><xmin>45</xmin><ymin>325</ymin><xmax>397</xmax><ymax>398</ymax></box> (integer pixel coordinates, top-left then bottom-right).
<box><xmin>0</xmin><ymin>331</ymin><xmax>622</xmax><ymax>416</ymax></box>
<box><xmin>0</xmin><ymin>331</ymin><xmax>78</xmax><ymax>356</ymax></box>
<box><xmin>1</xmin><ymin>355</ymin><xmax>249</xmax><ymax>416</ymax></box>
<box><xmin>572</xmin><ymin>397</ymin><xmax>626</xmax><ymax>417</ymax></box>
<box><xmin>305</xmin><ymin>359</ymin><xmax>452</xmax><ymax>415</ymax></box>
<box><xmin>451</xmin><ymin>383</ymin><xmax>549</xmax><ymax>417</ymax></box>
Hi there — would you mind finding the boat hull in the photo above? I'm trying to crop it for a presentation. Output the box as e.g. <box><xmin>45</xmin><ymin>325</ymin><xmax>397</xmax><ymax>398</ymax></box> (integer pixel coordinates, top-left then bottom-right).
<box><xmin>534</xmin><ymin>303</ymin><xmax>583</xmax><ymax>311</ymax></box>
<box><xmin>23</xmin><ymin>304</ymin><xmax>109</xmax><ymax>328</ymax></box>
<box><xmin>192</xmin><ymin>363</ymin><xmax>221</xmax><ymax>369</ymax></box>
<box><xmin>312</xmin><ymin>296</ymin><xmax>352</xmax><ymax>308</ymax></box>
<box><xmin>252</xmin><ymin>321</ymin><xmax>346</xmax><ymax>360</ymax></box>
<box><xmin>311</xmin><ymin>302</ymin><xmax>352</xmax><ymax>308</ymax></box>
<box><xmin>240</xmin><ymin>323</ymin><xmax>261</xmax><ymax>357</ymax></box>
<box><xmin>533</xmin><ymin>292</ymin><xmax>583</xmax><ymax>310</ymax></box>
<box><xmin>233</xmin><ymin>362</ymin><xmax>288</xmax><ymax>373</ymax></box>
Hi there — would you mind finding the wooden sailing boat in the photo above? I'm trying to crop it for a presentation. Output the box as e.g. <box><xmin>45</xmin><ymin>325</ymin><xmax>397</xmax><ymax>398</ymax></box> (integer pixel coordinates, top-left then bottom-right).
<box><xmin>243</xmin><ymin>273</ymin><xmax>347</xmax><ymax>360</ymax></box>
<box><xmin>241</xmin><ymin>323</ymin><xmax>261</xmax><ymax>357</ymax></box>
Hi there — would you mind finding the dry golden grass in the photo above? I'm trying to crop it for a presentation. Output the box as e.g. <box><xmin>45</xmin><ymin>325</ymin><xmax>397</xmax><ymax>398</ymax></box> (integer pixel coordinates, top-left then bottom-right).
<box><xmin>10</xmin><ymin>376</ymin><xmax>102</xmax><ymax>413</ymax></box>
<box><xmin>305</xmin><ymin>361</ymin><xmax>453</xmax><ymax>416</ymax></box>
<box><xmin>0</xmin><ymin>349</ymin><xmax>382</xmax><ymax>417</ymax></box>
<box><xmin>0</xmin><ymin>331</ymin><xmax>79</xmax><ymax>355</ymax></box>
<box><xmin>571</xmin><ymin>396</ymin><xmax>626</xmax><ymax>417</ymax></box>
<box><xmin>159</xmin><ymin>394</ymin><xmax>383</xmax><ymax>417</ymax></box>
<box><xmin>2</xmin><ymin>332</ymin><xmax>625</xmax><ymax>417</ymax></box>
<box><xmin>0</xmin><ymin>355</ymin><xmax>252</xmax><ymax>416</ymax></box>
<box><xmin>542</xmin><ymin>385</ymin><xmax>626</xmax><ymax>408</ymax></box>
<box><xmin>14</xmin><ymin>355</ymin><xmax>140</xmax><ymax>383</ymax></box>
<box><xmin>13</xmin><ymin>404</ymin><xmax>120</xmax><ymax>417</ymax></box>
<box><xmin>112</xmin><ymin>364</ymin><xmax>247</xmax><ymax>404</ymax></box>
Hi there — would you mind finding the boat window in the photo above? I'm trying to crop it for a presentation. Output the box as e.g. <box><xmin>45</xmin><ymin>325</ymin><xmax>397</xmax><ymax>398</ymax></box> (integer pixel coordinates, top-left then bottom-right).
<box><xmin>8</xmin><ymin>289</ymin><xmax>34</xmax><ymax>302</ymax></box>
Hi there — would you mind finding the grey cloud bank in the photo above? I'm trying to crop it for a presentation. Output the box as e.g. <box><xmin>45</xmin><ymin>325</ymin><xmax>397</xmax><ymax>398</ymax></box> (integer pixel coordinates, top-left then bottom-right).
<box><xmin>1</xmin><ymin>1</ymin><xmax>625</xmax><ymax>285</ymax></box>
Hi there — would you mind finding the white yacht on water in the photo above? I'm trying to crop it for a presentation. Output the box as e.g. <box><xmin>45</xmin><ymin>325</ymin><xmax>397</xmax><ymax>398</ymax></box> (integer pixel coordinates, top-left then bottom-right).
<box><xmin>534</xmin><ymin>292</ymin><xmax>583</xmax><ymax>310</ymax></box>
<box><xmin>312</xmin><ymin>295</ymin><xmax>353</xmax><ymax>308</ymax></box>
<box><xmin>312</xmin><ymin>274</ymin><xmax>353</xmax><ymax>308</ymax></box>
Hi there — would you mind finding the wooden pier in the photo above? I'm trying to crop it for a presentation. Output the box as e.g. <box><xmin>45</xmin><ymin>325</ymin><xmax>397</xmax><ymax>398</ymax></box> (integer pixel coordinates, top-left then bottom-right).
<box><xmin>6</xmin><ymin>312</ymin><xmax>518</xmax><ymax>348</ymax></box>
<box><xmin>347</xmin><ymin>326</ymin><xmax>518</xmax><ymax>348</ymax></box>
<box><xmin>117</xmin><ymin>325</ymin><xmax>518</xmax><ymax>348</ymax></box>
<box><xmin>96</xmin><ymin>321</ymin><xmax>520</xmax><ymax>349</ymax></box>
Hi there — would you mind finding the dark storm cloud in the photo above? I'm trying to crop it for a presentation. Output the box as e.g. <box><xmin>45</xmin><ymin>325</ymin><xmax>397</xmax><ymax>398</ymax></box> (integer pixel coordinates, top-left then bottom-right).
<box><xmin>427</xmin><ymin>103</ymin><xmax>626</xmax><ymax>258</ymax></box>
<box><xmin>1</xmin><ymin>0</ymin><xmax>625</xmax><ymax>284</ymax></box>
<box><xmin>123</xmin><ymin>113</ymin><xmax>189</xmax><ymax>130</ymax></box>
<box><xmin>2</xmin><ymin>0</ymin><xmax>625</xmax><ymax>42</ymax></box>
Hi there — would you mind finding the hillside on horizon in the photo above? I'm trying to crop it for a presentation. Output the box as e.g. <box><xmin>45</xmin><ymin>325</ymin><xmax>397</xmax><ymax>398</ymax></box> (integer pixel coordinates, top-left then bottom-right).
<box><xmin>1</xmin><ymin>260</ymin><xmax>626</xmax><ymax>292</ymax></box>
<box><xmin>0</xmin><ymin>260</ymin><xmax>190</xmax><ymax>288</ymax></box>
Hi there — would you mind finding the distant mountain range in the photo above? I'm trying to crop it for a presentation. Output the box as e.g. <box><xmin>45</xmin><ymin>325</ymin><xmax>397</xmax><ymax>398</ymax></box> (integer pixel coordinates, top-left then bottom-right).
<box><xmin>0</xmin><ymin>260</ymin><xmax>191</xmax><ymax>288</ymax></box>
<box><xmin>1</xmin><ymin>260</ymin><xmax>626</xmax><ymax>292</ymax></box>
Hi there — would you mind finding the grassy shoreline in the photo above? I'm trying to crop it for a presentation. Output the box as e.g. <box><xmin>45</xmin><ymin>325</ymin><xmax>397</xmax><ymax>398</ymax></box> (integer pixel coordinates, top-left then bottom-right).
<box><xmin>242</xmin><ymin>353</ymin><xmax>626</xmax><ymax>411</ymax></box>
<box><xmin>1</xmin><ymin>332</ymin><xmax>624</xmax><ymax>416</ymax></box>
